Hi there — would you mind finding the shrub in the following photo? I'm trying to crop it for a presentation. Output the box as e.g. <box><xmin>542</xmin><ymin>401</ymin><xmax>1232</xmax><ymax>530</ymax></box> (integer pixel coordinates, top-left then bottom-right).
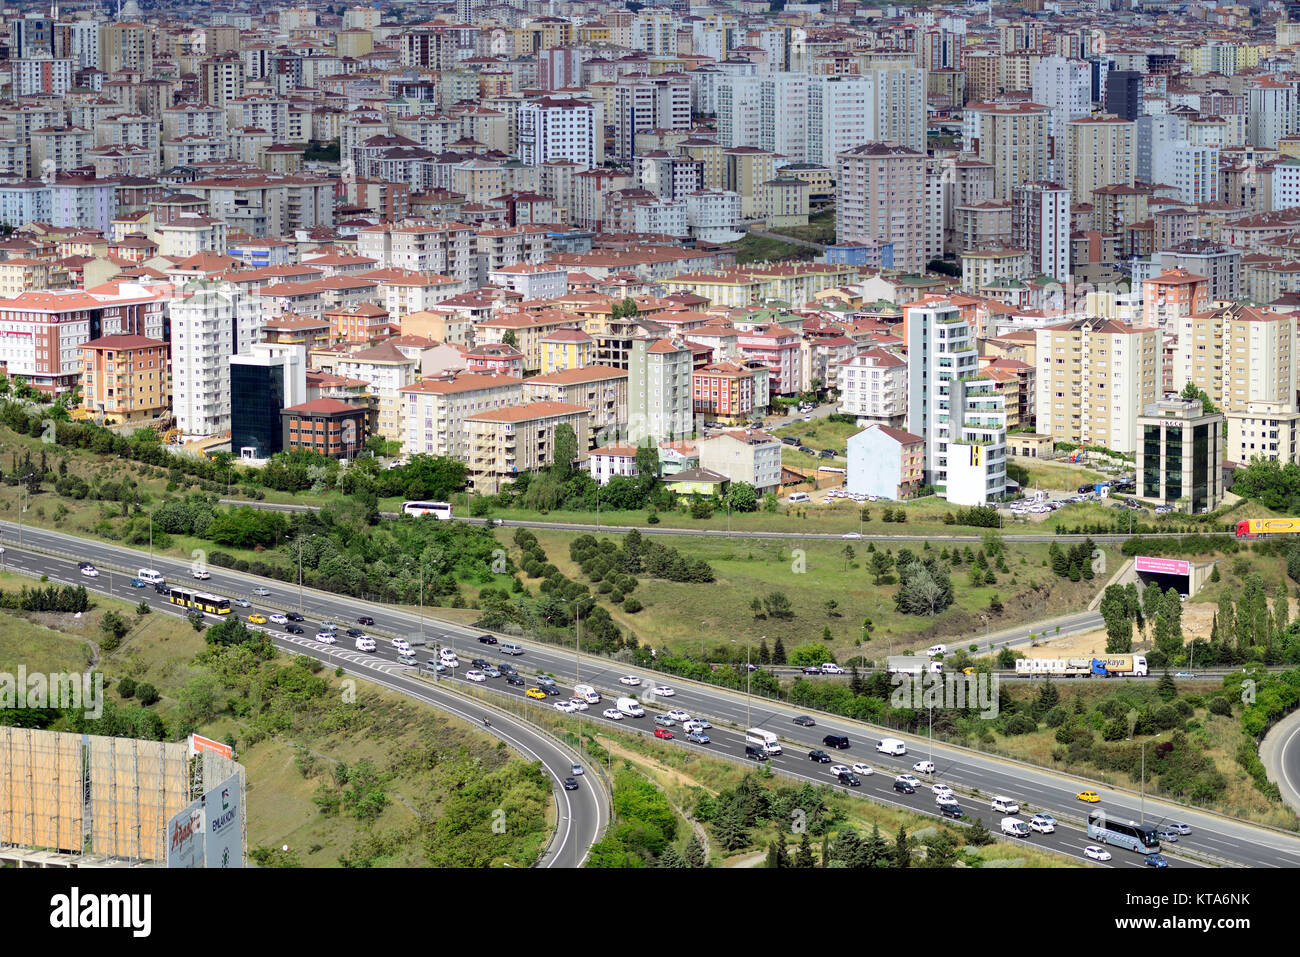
<box><xmin>624</xmin><ymin>596</ymin><xmax>643</xmax><ymax>614</ymax></box>
<box><xmin>117</xmin><ymin>677</ymin><xmax>137</xmax><ymax>699</ymax></box>
<box><xmin>136</xmin><ymin>683</ymin><xmax>160</xmax><ymax>706</ymax></box>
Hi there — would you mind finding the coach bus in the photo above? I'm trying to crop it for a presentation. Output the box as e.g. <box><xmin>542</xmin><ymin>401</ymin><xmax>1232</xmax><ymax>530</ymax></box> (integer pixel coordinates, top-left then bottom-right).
<box><xmin>168</xmin><ymin>587</ymin><xmax>231</xmax><ymax>616</ymax></box>
<box><xmin>1087</xmin><ymin>810</ymin><xmax>1160</xmax><ymax>854</ymax></box>
<box><xmin>403</xmin><ymin>501</ymin><xmax>453</xmax><ymax>519</ymax></box>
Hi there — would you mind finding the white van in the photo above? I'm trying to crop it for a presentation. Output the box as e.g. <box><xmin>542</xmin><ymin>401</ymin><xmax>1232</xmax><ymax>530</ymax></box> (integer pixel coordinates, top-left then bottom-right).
<box><xmin>991</xmin><ymin>795</ymin><xmax>1020</xmax><ymax>814</ymax></box>
<box><xmin>573</xmin><ymin>684</ymin><xmax>601</xmax><ymax>704</ymax></box>
<box><xmin>137</xmin><ymin>568</ymin><xmax>165</xmax><ymax>585</ymax></box>
<box><xmin>745</xmin><ymin>728</ymin><xmax>782</xmax><ymax>754</ymax></box>
<box><xmin>875</xmin><ymin>738</ymin><xmax>907</xmax><ymax>756</ymax></box>
<box><xmin>499</xmin><ymin>642</ymin><xmax>524</xmax><ymax>656</ymax></box>
<box><xmin>788</xmin><ymin>492</ymin><xmax>811</xmax><ymax>504</ymax></box>
<box><xmin>355</xmin><ymin>636</ymin><xmax>377</xmax><ymax>652</ymax></box>
<box><xmin>926</xmin><ymin>644</ymin><xmax>947</xmax><ymax>658</ymax></box>
<box><xmin>616</xmin><ymin>696</ymin><xmax>645</xmax><ymax>717</ymax></box>
<box><xmin>1001</xmin><ymin>817</ymin><xmax>1030</xmax><ymax>838</ymax></box>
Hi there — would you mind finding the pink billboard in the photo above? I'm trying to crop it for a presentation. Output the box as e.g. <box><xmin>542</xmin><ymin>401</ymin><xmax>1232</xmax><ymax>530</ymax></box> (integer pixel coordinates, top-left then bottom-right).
<box><xmin>1134</xmin><ymin>556</ymin><xmax>1190</xmax><ymax>577</ymax></box>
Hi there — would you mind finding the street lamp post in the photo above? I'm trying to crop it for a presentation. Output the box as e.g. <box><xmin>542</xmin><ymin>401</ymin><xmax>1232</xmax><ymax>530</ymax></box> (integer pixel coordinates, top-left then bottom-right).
<box><xmin>18</xmin><ymin>485</ymin><xmax>26</xmax><ymax>546</ymax></box>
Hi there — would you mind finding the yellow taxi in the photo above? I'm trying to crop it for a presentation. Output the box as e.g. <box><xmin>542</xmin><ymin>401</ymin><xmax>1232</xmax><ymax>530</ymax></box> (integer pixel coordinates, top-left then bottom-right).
<box><xmin>247</xmin><ymin>614</ymin><xmax>267</xmax><ymax>625</ymax></box>
<box><xmin>525</xmin><ymin>688</ymin><xmax>548</xmax><ymax>700</ymax></box>
<box><xmin>1076</xmin><ymin>790</ymin><xmax>1101</xmax><ymax>803</ymax></box>
<box><xmin>962</xmin><ymin>667</ymin><xmax>975</xmax><ymax>675</ymax></box>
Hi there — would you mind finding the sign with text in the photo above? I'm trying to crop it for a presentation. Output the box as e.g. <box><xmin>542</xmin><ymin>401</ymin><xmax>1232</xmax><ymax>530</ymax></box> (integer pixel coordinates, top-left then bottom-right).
<box><xmin>203</xmin><ymin>773</ymin><xmax>243</xmax><ymax>868</ymax></box>
<box><xmin>1134</xmin><ymin>556</ymin><xmax>1190</xmax><ymax>577</ymax></box>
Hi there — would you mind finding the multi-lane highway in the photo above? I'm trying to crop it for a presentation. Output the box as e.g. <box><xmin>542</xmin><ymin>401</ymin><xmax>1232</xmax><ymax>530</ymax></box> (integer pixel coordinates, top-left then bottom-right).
<box><xmin>3</xmin><ymin>520</ymin><xmax>1297</xmax><ymax>868</ymax></box>
<box><xmin>0</xmin><ymin>526</ymin><xmax>608</xmax><ymax>868</ymax></box>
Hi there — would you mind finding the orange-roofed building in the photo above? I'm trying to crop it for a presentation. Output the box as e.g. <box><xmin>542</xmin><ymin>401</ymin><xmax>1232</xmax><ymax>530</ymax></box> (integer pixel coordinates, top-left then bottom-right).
<box><xmin>79</xmin><ymin>334</ymin><xmax>169</xmax><ymax>424</ymax></box>
<box><xmin>280</xmin><ymin>398</ymin><xmax>369</xmax><ymax>460</ymax></box>
<box><xmin>1143</xmin><ymin>268</ymin><xmax>1210</xmax><ymax>327</ymax></box>
<box><xmin>466</xmin><ymin>401</ymin><xmax>591</xmax><ymax>493</ymax></box>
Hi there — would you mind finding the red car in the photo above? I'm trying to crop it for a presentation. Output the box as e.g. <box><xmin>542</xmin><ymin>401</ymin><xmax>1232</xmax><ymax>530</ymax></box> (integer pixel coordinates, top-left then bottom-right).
<box><xmin>654</xmin><ymin>728</ymin><xmax>674</xmax><ymax>740</ymax></box>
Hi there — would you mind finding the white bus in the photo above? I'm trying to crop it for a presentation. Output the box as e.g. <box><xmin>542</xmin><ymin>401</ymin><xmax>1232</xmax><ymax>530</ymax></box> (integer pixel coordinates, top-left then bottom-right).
<box><xmin>745</xmin><ymin>728</ymin><xmax>782</xmax><ymax>754</ymax></box>
<box><xmin>403</xmin><ymin>501</ymin><xmax>453</xmax><ymax>519</ymax></box>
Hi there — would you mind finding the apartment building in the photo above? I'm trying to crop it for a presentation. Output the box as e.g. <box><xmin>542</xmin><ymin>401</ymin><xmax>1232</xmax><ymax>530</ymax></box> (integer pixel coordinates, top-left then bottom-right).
<box><xmin>522</xmin><ymin>365</ymin><xmax>629</xmax><ymax>441</ymax></box>
<box><xmin>170</xmin><ymin>284</ymin><xmax>265</xmax><ymax>438</ymax></box>
<box><xmin>969</xmin><ymin>102</ymin><xmax>1051</xmax><ymax>200</ymax></box>
<box><xmin>835</xmin><ymin>142</ymin><xmax>927</xmax><ymax>273</ymax></box>
<box><xmin>1227</xmin><ymin>401</ymin><xmax>1300</xmax><ymax>467</ymax></box>
<box><xmin>399</xmin><ymin>373</ymin><xmax>525</xmax><ymax>462</ymax></box>
<box><xmin>1174</xmin><ymin>303</ymin><xmax>1297</xmax><ymax>414</ymax></box>
<box><xmin>696</xmin><ymin>428</ymin><xmax>782</xmax><ymax>495</ymax></box>
<box><xmin>846</xmin><ymin>424</ymin><xmax>925</xmax><ymax>501</ymax></box>
<box><xmin>78</xmin><ymin>334</ymin><xmax>169</xmax><ymax>425</ymax></box>
<box><xmin>836</xmin><ymin>348</ymin><xmax>907</xmax><ymax>428</ymax></box>
<box><xmin>334</xmin><ymin>342</ymin><xmax>419</xmax><ymax>442</ymax></box>
<box><xmin>1034</xmin><ymin>318</ymin><xmax>1161</xmax><ymax>455</ymax></box>
<box><xmin>466</xmin><ymin>401</ymin><xmax>590</xmax><ymax>493</ymax></box>
<box><xmin>691</xmin><ymin>361</ymin><xmax>769</xmax><ymax>423</ymax></box>
<box><xmin>628</xmin><ymin>336</ymin><xmax>692</xmax><ymax>445</ymax></box>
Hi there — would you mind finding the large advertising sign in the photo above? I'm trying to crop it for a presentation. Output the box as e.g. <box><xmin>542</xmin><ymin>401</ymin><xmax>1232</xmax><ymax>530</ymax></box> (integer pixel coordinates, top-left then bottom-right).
<box><xmin>1134</xmin><ymin>556</ymin><xmax>1191</xmax><ymax>577</ymax></box>
<box><xmin>190</xmin><ymin>733</ymin><xmax>233</xmax><ymax>760</ymax></box>
<box><xmin>165</xmin><ymin>799</ymin><xmax>205</xmax><ymax>869</ymax></box>
<box><xmin>203</xmin><ymin>773</ymin><xmax>243</xmax><ymax>868</ymax></box>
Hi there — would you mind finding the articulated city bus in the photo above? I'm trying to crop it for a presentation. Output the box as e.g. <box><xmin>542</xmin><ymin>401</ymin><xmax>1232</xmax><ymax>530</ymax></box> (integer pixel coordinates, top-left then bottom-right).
<box><xmin>168</xmin><ymin>587</ymin><xmax>231</xmax><ymax>616</ymax></box>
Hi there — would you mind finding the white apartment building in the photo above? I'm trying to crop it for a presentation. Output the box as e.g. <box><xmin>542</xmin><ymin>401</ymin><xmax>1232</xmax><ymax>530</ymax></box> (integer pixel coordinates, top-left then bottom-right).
<box><xmin>13</xmin><ymin>57</ymin><xmax>74</xmax><ymax>97</ymax></box>
<box><xmin>334</xmin><ymin>342</ymin><xmax>418</xmax><ymax>442</ymax></box>
<box><xmin>1227</xmin><ymin>401</ymin><xmax>1300</xmax><ymax>467</ymax></box>
<box><xmin>614</xmin><ymin>74</ymin><xmax>691</xmax><ymax>162</ymax></box>
<box><xmin>685</xmin><ymin>188</ymin><xmax>743</xmax><ymax>241</ymax></box>
<box><xmin>1154</xmin><ymin>143</ymin><xmax>1221</xmax><ymax>205</ymax></box>
<box><xmin>1012</xmin><ymin>181</ymin><xmax>1070</xmax><ymax>282</ymax></box>
<box><xmin>806</xmin><ymin>75</ymin><xmax>873</xmax><ymax>169</ymax></box>
<box><xmin>836</xmin><ymin>348</ymin><xmax>907</xmax><ymax>428</ymax></box>
<box><xmin>632</xmin><ymin>198</ymin><xmax>688</xmax><ymax>236</ymax></box>
<box><xmin>1031</xmin><ymin>56</ymin><xmax>1091</xmax><ymax>139</ymax></box>
<box><xmin>518</xmin><ymin>97</ymin><xmax>600</xmax><ymax>169</ymax></box>
<box><xmin>717</xmin><ymin>73</ymin><xmax>809</xmax><ymax>164</ymax></box>
<box><xmin>170</xmin><ymin>284</ymin><xmax>264</xmax><ymax>439</ymax></box>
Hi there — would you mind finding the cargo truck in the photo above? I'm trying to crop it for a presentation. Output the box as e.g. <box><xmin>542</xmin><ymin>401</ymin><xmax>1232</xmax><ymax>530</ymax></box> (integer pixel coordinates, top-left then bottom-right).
<box><xmin>887</xmin><ymin>656</ymin><xmax>944</xmax><ymax>676</ymax></box>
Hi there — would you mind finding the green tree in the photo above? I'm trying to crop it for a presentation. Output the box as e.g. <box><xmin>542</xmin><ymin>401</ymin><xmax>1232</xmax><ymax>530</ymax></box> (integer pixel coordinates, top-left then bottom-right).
<box><xmin>869</xmin><ymin>550</ymin><xmax>894</xmax><ymax>584</ymax></box>
<box><xmin>725</xmin><ymin>481</ymin><xmax>758</xmax><ymax>513</ymax></box>
<box><xmin>502</xmin><ymin>329</ymin><xmax>518</xmax><ymax>348</ymax></box>
<box><xmin>892</xmin><ymin>825</ymin><xmax>910</xmax><ymax>868</ymax></box>
<box><xmin>552</xmin><ymin>424</ymin><xmax>578</xmax><ymax>480</ymax></box>
<box><xmin>795</xmin><ymin>832</ymin><xmax>814</xmax><ymax>868</ymax></box>
<box><xmin>1179</xmin><ymin>381</ymin><xmax>1217</xmax><ymax>415</ymax></box>
<box><xmin>684</xmin><ymin>834</ymin><xmax>706</xmax><ymax>867</ymax></box>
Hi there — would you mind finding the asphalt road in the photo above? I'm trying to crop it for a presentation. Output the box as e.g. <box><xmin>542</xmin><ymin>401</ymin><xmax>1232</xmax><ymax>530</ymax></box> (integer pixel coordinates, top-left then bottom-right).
<box><xmin>0</xmin><ymin>533</ymin><xmax>608</xmax><ymax>869</ymax></box>
<box><xmin>2</xmin><ymin>521</ymin><xmax>1296</xmax><ymax>868</ymax></box>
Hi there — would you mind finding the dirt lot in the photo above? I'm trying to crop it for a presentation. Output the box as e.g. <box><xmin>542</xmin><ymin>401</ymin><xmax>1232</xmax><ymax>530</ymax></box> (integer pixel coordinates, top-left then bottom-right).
<box><xmin>1012</xmin><ymin>601</ymin><xmax>1224</xmax><ymax>658</ymax></box>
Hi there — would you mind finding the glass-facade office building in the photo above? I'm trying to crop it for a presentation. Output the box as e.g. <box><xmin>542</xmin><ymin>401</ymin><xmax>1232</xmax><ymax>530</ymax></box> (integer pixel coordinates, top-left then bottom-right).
<box><xmin>231</xmin><ymin>360</ymin><xmax>285</xmax><ymax>459</ymax></box>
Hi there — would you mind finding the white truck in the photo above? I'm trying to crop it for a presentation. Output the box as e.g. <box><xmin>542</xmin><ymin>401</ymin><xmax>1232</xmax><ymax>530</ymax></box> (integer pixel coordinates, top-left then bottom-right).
<box><xmin>887</xmin><ymin>656</ymin><xmax>943</xmax><ymax>676</ymax></box>
<box><xmin>1001</xmin><ymin>817</ymin><xmax>1030</xmax><ymax>838</ymax></box>
<box><xmin>745</xmin><ymin>728</ymin><xmax>782</xmax><ymax>755</ymax></box>
<box><xmin>573</xmin><ymin>684</ymin><xmax>601</xmax><ymax>704</ymax></box>
<box><xmin>616</xmin><ymin>696</ymin><xmax>645</xmax><ymax>717</ymax></box>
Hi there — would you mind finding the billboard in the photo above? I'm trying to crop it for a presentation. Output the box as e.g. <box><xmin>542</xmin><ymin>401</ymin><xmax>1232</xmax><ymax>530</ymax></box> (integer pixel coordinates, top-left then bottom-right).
<box><xmin>1134</xmin><ymin>555</ymin><xmax>1191</xmax><ymax>577</ymax></box>
<box><xmin>165</xmin><ymin>799</ymin><xmax>205</xmax><ymax>869</ymax></box>
<box><xmin>190</xmin><ymin>733</ymin><xmax>233</xmax><ymax>760</ymax></box>
<box><xmin>203</xmin><ymin>773</ymin><xmax>244</xmax><ymax>868</ymax></box>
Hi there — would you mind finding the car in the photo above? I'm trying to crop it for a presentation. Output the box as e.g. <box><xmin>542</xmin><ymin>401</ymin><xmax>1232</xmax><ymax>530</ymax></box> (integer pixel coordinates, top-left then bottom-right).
<box><xmin>394</xmin><ymin>639</ymin><xmax>413</xmax><ymax>654</ymax></box>
<box><xmin>315</xmin><ymin>632</ymin><xmax>336</xmax><ymax>643</ymax></box>
<box><xmin>397</xmin><ymin>653</ymin><xmax>417</xmax><ymax>666</ymax></box>
<box><xmin>619</xmin><ymin>675</ymin><xmax>641</xmax><ymax>686</ymax></box>
<box><xmin>540</xmin><ymin>686</ymin><xmax>561</xmax><ymax>696</ymax></box>
<box><xmin>820</xmin><ymin>663</ymin><xmax>844</xmax><ymax>674</ymax></box>
<box><xmin>465</xmin><ymin>670</ymin><xmax>487</xmax><ymax>683</ymax></box>
<box><xmin>666</xmin><ymin>709</ymin><xmax>691</xmax><ymax>722</ymax></box>
<box><xmin>268</xmin><ymin>613</ymin><xmax>287</xmax><ymax>625</ymax></box>
<box><xmin>932</xmin><ymin>784</ymin><xmax>954</xmax><ymax>798</ymax></box>
<box><xmin>893</xmin><ymin>780</ymin><xmax>916</xmax><ymax>794</ymax></box>
<box><xmin>851</xmin><ymin>763</ymin><xmax>874</xmax><ymax>776</ymax></box>
<box><xmin>78</xmin><ymin>561</ymin><xmax>93</xmax><ymax>569</ymax></box>
<box><xmin>252</xmin><ymin>586</ymin><xmax>270</xmax><ymax>596</ymax></box>
<box><xmin>191</xmin><ymin>569</ymin><xmax>210</xmax><ymax>580</ymax></box>
<box><xmin>284</xmin><ymin>624</ymin><xmax>304</xmax><ymax>634</ymax></box>
<box><xmin>1029</xmin><ymin>814</ymin><xmax>1056</xmax><ymax>834</ymax></box>
<box><xmin>1144</xmin><ymin>853</ymin><xmax>1170</xmax><ymax>868</ymax></box>
<box><xmin>1174</xmin><ymin>671</ymin><xmax>1198</xmax><ymax>678</ymax></box>
<box><xmin>497</xmin><ymin>663</ymin><xmax>517</xmax><ymax>676</ymax></box>
<box><xmin>685</xmin><ymin>731</ymin><xmax>710</xmax><ymax>744</ymax></box>
<box><xmin>896</xmin><ymin>774</ymin><xmax>922</xmax><ymax>788</ymax></box>
<box><xmin>1084</xmin><ymin>845</ymin><xmax>1112</xmax><ymax>862</ymax></box>
<box><xmin>471</xmin><ymin>658</ymin><xmax>489</xmax><ymax>669</ymax></box>
<box><xmin>935</xmin><ymin>792</ymin><xmax>960</xmax><ymax>807</ymax></box>
<box><xmin>247</xmin><ymin>614</ymin><xmax>267</xmax><ymax>625</ymax></box>
<box><xmin>286</xmin><ymin>612</ymin><xmax>304</xmax><ymax>622</ymax></box>
<box><xmin>128</xmin><ymin>578</ymin><xmax>147</xmax><ymax>588</ymax></box>
<box><xmin>793</xmin><ymin>715</ymin><xmax>816</xmax><ymax>727</ymax></box>
<box><xmin>841</xmin><ymin>532</ymin><xmax>862</xmax><ymax>540</ymax></box>
<box><xmin>654</xmin><ymin>728</ymin><xmax>674</xmax><ymax>740</ymax></box>
<box><xmin>1164</xmin><ymin>822</ymin><xmax>1191</xmax><ymax>835</ymax></box>
<box><xmin>525</xmin><ymin>688</ymin><xmax>548</xmax><ymax>700</ymax></box>
<box><xmin>1033</xmin><ymin>813</ymin><xmax>1057</xmax><ymax>828</ymax></box>
<box><xmin>913</xmin><ymin>761</ymin><xmax>935</xmax><ymax>774</ymax></box>
<box><xmin>568</xmin><ymin>697</ymin><xmax>589</xmax><ymax>711</ymax></box>
<box><xmin>801</xmin><ymin>666</ymin><xmax>822</xmax><ymax>675</ymax></box>
<box><xmin>483</xmin><ymin>666</ymin><xmax>501</xmax><ymax>678</ymax></box>
<box><xmin>563</xmin><ymin>777</ymin><xmax>579</xmax><ymax>791</ymax></box>
<box><xmin>1157</xmin><ymin>829</ymin><xmax>1179</xmax><ymax>843</ymax></box>
<box><xmin>345</xmin><ymin>628</ymin><xmax>365</xmax><ymax>638</ymax></box>
<box><xmin>1076</xmin><ymin>790</ymin><xmax>1101</xmax><ymax>803</ymax></box>
<box><xmin>829</xmin><ymin>765</ymin><xmax>850</xmax><ymax>776</ymax></box>
<box><xmin>653</xmin><ymin>714</ymin><xmax>675</xmax><ymax>727</ymax></box>
<box><xmin>602</xmin><ymin>708</ymin><xmax>624</xmax><ymax>720</ymax></box>
<box><xmin>80</xmin><ymin>565</ymin><xmax>99</xmax><ymax>578</ymax></box>
<box><xmin>652</xmin><ymin>686</ymin><xmax>675</xmax><ymax>696</ymax></box>
<box><xmin>808</xmin><ymin>749</ymin><xmax>832</xmax><ymax>763</ymax></box>
<box><xmin>939</xmin><ymin>803</ymin><xmax>964</xmax><ymax>819</ymax></box>
<box><xmin>690</xmin><ymin>718</ymin><xmax>712</xmax><ymax>729</ymax></box>
<box><xmin>837</xmin><ymin>771</ymin><xmax>861</xmax><ymax>786</ymax></box>
<box><xmin>553</xmin><ymin>700</ymin><xmax>575</xmax><ymax>713</ymax></box>
<box><xmin>505</xmin><ymin>674</ymin><xmax>525</xmax><ymax>686</ymax></box>
<box><xmin>571</xmin><ymin>763</ymin><xmax>583</xmax><ymax>776</ymax></box>
<box><xmin>233</xmin><ymin>598</ymin><xmax>251</xmax><ymax>608</ymax></box>
<box><xmin>357</xmin><ymin>616</ymin><xmax>374</xmax><ymax>626</ymax></box>
<box><xmin>477</xmin><ymin>634</ymin><xmax>497</xmax><ymax>644</ymax></box>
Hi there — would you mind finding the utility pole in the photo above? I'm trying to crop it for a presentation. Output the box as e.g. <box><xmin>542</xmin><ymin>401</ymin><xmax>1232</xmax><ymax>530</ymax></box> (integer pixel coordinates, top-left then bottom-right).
<box><xmin>297</xmin><ymin>536</ymin><xmax>304</xmax><ymax>615</ymax></box>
